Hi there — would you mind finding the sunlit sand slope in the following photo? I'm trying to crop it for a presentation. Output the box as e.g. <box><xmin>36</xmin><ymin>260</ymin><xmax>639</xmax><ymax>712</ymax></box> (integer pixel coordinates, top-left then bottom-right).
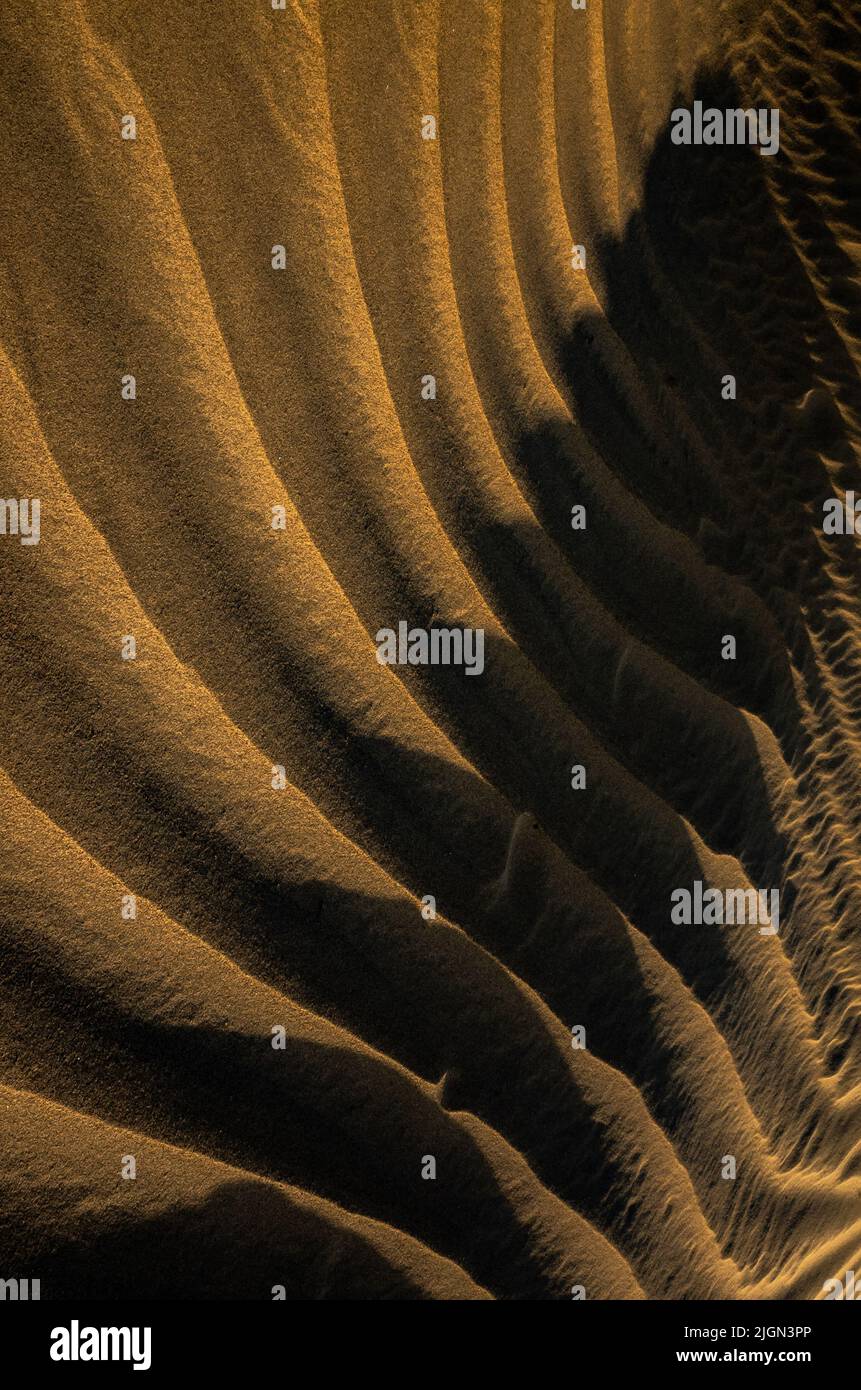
<box><xmin>0</xmin><ymin>0</ymin><xmax>859</xmax><ymax>1299</ymax></box>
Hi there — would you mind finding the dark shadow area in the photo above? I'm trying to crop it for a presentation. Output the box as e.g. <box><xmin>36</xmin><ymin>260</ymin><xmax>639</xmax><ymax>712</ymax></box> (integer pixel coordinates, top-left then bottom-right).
<box><xmin>8</xmin><ymin>1180</ymin><xmax>453</xmax><ymax>1300</ymax></box>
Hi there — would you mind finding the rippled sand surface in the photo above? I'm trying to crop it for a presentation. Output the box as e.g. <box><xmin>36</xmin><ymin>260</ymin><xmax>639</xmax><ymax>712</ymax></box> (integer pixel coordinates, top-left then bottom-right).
<box><xmin>1</xmin><ymin>0</ymin><xmax>860</xmax><ymax>1298</ymax></box>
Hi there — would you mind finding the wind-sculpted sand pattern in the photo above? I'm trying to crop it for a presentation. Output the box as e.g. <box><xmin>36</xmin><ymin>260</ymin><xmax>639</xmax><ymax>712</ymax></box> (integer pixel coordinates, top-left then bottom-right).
<box><xmin>1</xmin><ymin>0</ymin><xmax>860</xmax><ymax>1301</ymax></box>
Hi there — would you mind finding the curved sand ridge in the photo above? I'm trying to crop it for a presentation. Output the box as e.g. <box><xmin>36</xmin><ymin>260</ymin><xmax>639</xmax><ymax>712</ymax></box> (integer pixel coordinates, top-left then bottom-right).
<box><xmin>0</xmin><ymin>0</ymin><xmax>859</xmax><ymax>1298</ymax></box>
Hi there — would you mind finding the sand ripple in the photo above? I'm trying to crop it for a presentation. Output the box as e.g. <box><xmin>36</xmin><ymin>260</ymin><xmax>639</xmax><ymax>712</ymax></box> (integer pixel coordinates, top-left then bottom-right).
<box><xmin>0</xmin><ymin>0</ymin><xmax>859</xmax><ymax>1298</ymax></box>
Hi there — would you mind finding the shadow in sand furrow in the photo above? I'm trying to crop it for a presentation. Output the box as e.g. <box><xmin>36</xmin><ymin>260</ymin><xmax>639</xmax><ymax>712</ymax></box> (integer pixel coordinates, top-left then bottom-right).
<box><xmin>0</xmin><ymin>544</ymin><xmax>843</xmax><ymax>1187</ymax></box>
<box><xmin>0</xmin><ymin>862</ymin><xmax>721</xmax><ymax>1297</ymax></box>
<box><xmin>0</xmin><ymin>0</ymin><xmax>859</xmax><ymax>1304</ymax></box>
<box><xmin>31</xmin><ymin>1179</ymin><xmax>477</xmax><ymax>1301</ymax></box>
<box><xmin>0</xmin><ymin>1088</ymin><xmax>491</xmax><ymax>1300</ymax></box>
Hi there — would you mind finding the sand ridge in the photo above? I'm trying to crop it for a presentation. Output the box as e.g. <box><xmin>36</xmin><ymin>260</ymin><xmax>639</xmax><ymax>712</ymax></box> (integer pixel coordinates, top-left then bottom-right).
<box><xmin>0</xmin><ymin>0</ymin><xmax>859</xmax><ymax>1299</ymax></box>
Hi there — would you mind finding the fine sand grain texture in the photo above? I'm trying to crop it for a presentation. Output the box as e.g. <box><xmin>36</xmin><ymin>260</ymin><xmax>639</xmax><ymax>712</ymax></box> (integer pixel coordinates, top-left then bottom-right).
<box><xmin>1</xmin><ymin>0</ymin><xmax>860</xmax><ymax>1299</ymax></box>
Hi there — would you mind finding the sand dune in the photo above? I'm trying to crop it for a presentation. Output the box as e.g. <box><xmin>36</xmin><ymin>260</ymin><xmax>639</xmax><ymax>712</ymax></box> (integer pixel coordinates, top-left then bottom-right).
<box><xmin>0</xmin><ymin>0</ymin><xmax>859</xmax><ymax>1298</ymax></box>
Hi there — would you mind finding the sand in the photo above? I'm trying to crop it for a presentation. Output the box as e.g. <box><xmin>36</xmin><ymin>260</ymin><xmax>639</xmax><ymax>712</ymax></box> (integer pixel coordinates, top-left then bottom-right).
<box><xmin>0</xmin><ymin>0</ymin><xmax>859</xmax><ymax>1299</ymax></box>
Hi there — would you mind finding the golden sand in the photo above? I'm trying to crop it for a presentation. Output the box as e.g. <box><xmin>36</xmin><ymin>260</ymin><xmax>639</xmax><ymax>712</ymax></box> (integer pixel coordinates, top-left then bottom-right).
<box><xmin>1</xmin><ymin>0</ymin><xmax>860</xmax><ymax>1298</ymax></box>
